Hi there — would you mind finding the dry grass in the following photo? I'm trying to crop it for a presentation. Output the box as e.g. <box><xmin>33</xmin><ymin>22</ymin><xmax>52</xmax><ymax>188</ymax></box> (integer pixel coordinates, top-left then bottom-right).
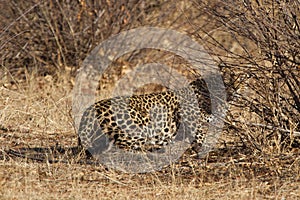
<box><xmin>1</xmin><ymin>0</ymin><xmax>300</xmax><ymax>199</ymax></box>
<box><xmin>1</xmin><ymin>70</ymin><xmax>300</xmax><ymax>200</ymax></box>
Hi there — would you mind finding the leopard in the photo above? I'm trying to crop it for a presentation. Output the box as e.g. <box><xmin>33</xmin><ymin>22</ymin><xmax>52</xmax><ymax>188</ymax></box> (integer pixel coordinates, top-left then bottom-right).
<box><xmin>77</xmin><ymin>77</ymin><xmax>213</xmax><ymax>156</ymax></box>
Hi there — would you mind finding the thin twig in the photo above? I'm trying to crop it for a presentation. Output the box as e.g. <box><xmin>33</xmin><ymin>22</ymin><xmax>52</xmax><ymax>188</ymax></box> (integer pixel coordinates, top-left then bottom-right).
<box><xmin>233</xmin><ymin>120</ymin><xmax>300</xmax><ymax>136</ymax></box>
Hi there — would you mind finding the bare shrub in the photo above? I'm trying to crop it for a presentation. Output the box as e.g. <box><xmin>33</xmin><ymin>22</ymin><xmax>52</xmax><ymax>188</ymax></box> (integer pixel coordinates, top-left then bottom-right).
<box><xmin>0</xmin><ymin>0</ymin><xmax>172</xmax><ymax>76</ymax></box>
<box><xmin>192</xmin><ymin>0</ymin><xmax>300</xmax><ymax>152</ymax></box>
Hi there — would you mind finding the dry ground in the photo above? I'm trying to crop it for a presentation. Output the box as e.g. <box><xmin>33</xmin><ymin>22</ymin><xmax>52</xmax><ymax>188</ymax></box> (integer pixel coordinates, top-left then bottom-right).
<box><xmin>1</xmin><ymin>70</ymin><xmax>300</xmax><ymax>200</ymax></box>
<box><xmin>1</xmin><ymin>0</ymin><xmax>299</xmax><ymax>199</ymax></box>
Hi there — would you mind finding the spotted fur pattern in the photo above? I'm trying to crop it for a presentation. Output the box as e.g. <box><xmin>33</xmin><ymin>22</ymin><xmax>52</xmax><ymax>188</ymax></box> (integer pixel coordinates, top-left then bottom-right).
<box><xmin>78</xmin><ymin>78</ymin><xmax>212</xmax><ymax>154</ymax></box>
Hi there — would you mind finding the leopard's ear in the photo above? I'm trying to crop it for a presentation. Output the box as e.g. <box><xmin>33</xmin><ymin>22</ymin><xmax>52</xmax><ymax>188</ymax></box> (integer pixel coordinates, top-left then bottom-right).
<box><xmin>189</xmin><ymin>78</ymin><xmax>210</xmax><ymax>97</ymax></box>
<box><xmin>189</xmin><ymin>78</ymin><xmax>206</xmax><ymax>89</ymax></box>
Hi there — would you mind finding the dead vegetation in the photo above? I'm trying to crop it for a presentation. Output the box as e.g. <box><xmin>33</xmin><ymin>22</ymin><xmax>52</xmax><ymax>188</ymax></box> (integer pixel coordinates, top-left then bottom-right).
<box><xmin>1</xmin><ymin>0</ymin><xmax>300</xmax><ymax>199</ymax></box>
